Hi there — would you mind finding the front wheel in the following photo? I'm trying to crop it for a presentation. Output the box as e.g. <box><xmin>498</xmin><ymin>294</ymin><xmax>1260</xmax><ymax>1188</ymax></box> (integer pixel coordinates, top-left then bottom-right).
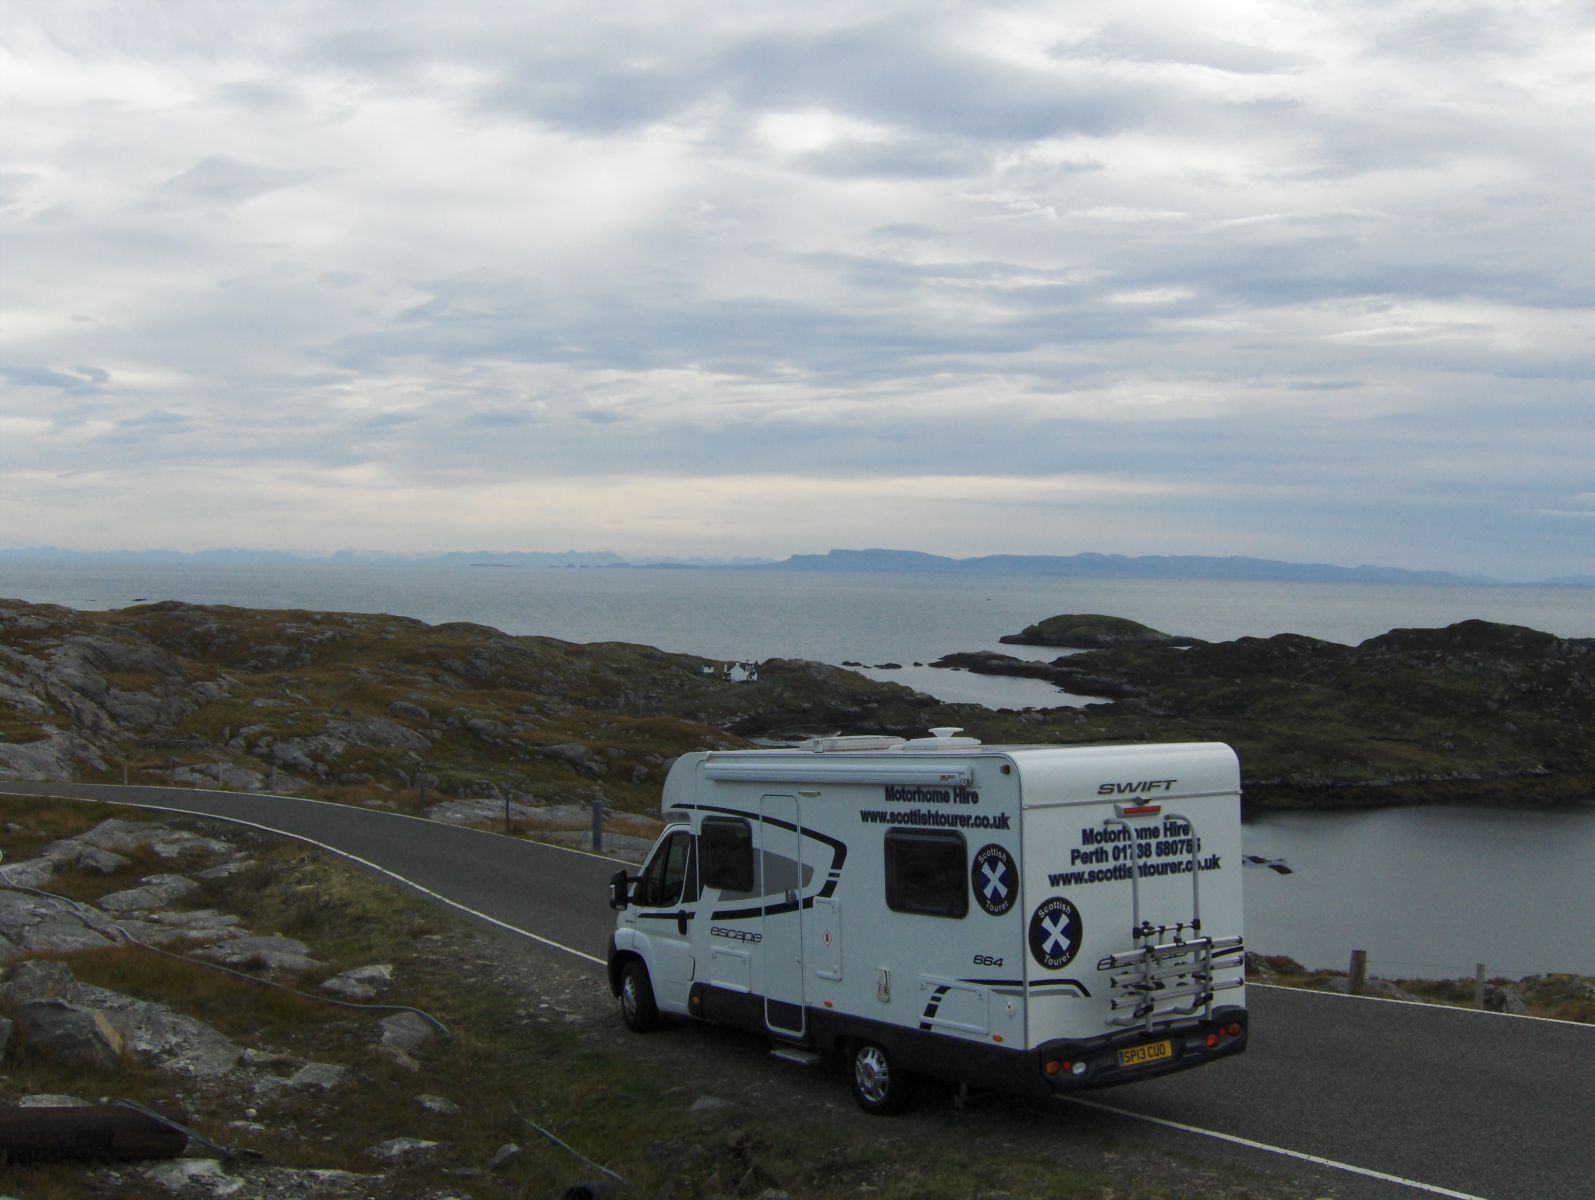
<box><xmin>850</xmin><ymin>1040</ymin><xmax>911</xmax><ymax>1115</ymax></box>
<box><xmin>619</xmin><ymin>960</ymin><xmax>659</xmax><ymax>1032</ymax></box>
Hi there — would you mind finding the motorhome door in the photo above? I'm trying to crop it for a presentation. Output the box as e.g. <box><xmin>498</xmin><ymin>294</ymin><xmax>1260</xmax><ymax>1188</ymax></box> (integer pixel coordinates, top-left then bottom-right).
<box><xmin>759</xmin><ymin>794</ymin><xmax>806</xmax><ymax>1036</ymax></box>
<box><xmin>633</xmin><ymin>827</ymin><xmax>697</xmax><ymax>998</ymax></box>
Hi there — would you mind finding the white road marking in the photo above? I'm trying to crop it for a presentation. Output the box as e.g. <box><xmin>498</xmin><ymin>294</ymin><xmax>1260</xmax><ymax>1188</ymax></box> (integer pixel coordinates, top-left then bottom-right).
<box><xmin>1061</xmin><ymin>1095</ymin><xmax>1490</xmax><ymax>1200</ymax></box>
<box><xmin>7</xmin><ymin>789</ymin><xmax>607</xmax><ymax>966</ymax></box>
<box><xmin>1249</xmin><ymin>981</ymin><xmax>1595</xmax><ymax>1029</ymax></box>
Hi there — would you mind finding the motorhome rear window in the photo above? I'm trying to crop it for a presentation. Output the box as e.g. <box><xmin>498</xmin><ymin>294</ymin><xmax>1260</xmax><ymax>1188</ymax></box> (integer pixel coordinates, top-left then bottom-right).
<box><xmin>884</xmin><ymin>830</ymin><xmax>968</xmax><ymax>918</ymax></box>
<box><xmin>701</xmin><ymin>817</ymin><xmax>755</xmax><ymax>893</ymax></box>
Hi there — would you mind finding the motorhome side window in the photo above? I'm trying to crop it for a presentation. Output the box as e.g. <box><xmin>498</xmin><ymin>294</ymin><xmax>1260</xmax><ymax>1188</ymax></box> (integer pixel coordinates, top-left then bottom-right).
<box><xmin>700</xmin><ymin>818</ymin><xmax>755</xmax><ymax>894</ymax></box>
<box><xmin>639</xmin><ymin>829</ymin><xmax>695</xmax><ymax>907</ymax></box>
<box><xmin>883</xmin><ymin>830</ymin><xmax>968</xmax><ymax>918</ymax></box>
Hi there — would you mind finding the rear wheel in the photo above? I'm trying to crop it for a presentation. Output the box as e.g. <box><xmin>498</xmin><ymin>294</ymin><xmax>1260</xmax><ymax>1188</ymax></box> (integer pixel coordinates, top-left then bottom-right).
<box><xmin>619</xmin><ymin>960</ymin><xmax>659</xmax><ymax>1032</ymax></box>
<box><xmin>850</xmin><ymin>1040</ymin><xmax>911</xmax><ymax>1114</ymax></box>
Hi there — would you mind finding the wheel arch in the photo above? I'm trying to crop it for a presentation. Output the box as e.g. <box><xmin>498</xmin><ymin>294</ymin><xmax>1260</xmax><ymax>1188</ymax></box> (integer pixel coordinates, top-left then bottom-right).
<box><xmin>607</xmin><ymin>938</ymin><xmax>642</xmax><ymax>997</ymax></box>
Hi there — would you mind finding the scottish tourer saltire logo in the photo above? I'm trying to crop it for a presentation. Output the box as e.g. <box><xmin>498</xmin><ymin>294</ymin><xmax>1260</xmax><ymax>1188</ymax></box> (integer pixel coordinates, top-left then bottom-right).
<box><xmin>971</xmin><ymin>844</ymin><xmax>1017</xmax><ymax>916</ymax></box>
<box><xmin>1028</xmin><ymin>896</ymin><xmax>1083</xmax><ymax>970</ymax></box>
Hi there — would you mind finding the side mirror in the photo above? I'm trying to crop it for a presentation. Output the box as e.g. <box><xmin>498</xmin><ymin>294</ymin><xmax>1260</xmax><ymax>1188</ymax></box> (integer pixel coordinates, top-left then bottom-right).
<box><xmin>608</xmin><ymin>868</ymin><xmax>631</xmax><ymax>910</ymax></box>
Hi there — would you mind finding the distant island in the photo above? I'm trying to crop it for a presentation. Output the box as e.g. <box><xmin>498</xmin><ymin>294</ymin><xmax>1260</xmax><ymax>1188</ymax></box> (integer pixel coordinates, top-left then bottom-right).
<box><xmin>3</xmin><ymin>544</ymin><xmax>1583</xmax><ymax>585</ymax></box>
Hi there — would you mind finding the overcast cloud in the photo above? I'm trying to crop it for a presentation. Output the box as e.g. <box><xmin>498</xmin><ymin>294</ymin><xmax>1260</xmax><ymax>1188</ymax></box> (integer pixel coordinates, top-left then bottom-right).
<box><xmin>2</xmin><ymin>0</ymin><xmax>1591</xmax><ymax>577</ymax></box>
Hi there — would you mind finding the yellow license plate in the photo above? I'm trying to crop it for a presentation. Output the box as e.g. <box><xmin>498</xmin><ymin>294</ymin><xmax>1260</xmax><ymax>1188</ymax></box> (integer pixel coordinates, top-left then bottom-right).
<box><xmin>1118</xmin><ymin>1040</ymin><xmax>1173</xmax><ymax>1068</ymax></box>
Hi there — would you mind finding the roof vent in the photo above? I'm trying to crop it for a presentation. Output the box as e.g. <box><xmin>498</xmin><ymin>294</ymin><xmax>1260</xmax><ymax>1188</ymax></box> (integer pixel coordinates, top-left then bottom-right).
<box><xmin>894</xmin><ymin>726</ymin><xmax>982</xmax><ymax>749</ymax></box>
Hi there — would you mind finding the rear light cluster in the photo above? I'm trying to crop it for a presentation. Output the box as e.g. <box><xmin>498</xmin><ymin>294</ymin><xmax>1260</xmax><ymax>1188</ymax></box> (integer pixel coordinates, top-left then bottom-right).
<box><xmin>1043</xmin><ymin>1059</ymin><xmax>1089</xmax><ymax>1077</ymax></box>
<box><xmin>1203</xmin><ymin>1022</ymin><xmax>1244</xmax><ymax>1049</ymax></box>
<box><xmin>1046</xmin><ymin>1021</ymin><xmax>1242</xmax><ymax>1079</ymax></box>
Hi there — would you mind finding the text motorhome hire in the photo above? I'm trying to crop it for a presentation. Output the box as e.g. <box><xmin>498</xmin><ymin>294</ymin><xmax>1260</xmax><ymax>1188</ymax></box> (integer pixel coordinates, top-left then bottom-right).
<box><xmin>607</xmin><ymin>730</ymin><xmax>1246</xmax><ymax>1112</ymax></box>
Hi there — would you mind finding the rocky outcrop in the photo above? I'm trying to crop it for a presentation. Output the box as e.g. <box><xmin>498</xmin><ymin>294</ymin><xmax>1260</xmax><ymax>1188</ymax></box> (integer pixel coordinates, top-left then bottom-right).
<box><xmin>79</xmin><ymin>982</ymin><xmax>246</xmax><ymax>1077</ymax></box>
<box><xmin>0</xmin><ymin>598</ymin><xmax>957</xmax><ymax>811</ymax></box>
<box><xmin>193</xmin><ymin>935</ymin><xmax>321</xmax><ymax>973</ymax></box>
<box><xmin>1</xmin><ymin>958</ymin><xmax>76</xmax><ymax>1005</ymax></box>
<box><xmin>999</xmin><ymin>613</ymin><xmax>1203</xmax><ymax>649</ymax></box>
<box><xmin>14</xmin><ymin>999</ymin><xmax>127</xmax><ymax>1068</ymax></box>
<box><xmin>937</xmin><ymin>618</ymin><xmax>1595</xmax><ymax>806</ymax></box>
<box><xmin>0</xmin><ymin>888</ymin><xmax>120</xmax><ymax>955</ymax></box>
<box><xmin>321</xmin><ymin>963</ymin><xmax>394</xmax><ymax>1001</ymax></box>
<box><xmin>0</xmin><ymin>813</ymin><xmax>459</xmax><ymax>1194</ymax></box>
<box><xmin>6</xmin><ymin>597</ymin><xmax>1592</xmax><ymax>810</ymax></box>
<box><xmin>99</xmin><ymin>874</ymin><xmax>200</xmax><ymax>914</ymax></box>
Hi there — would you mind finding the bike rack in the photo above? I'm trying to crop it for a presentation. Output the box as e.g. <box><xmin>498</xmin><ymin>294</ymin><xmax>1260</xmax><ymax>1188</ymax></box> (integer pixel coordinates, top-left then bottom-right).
<box><xmin>1097</xmin><ymin>812</ymin><xmax>1245</xmax><ymax>1032</ymax></box>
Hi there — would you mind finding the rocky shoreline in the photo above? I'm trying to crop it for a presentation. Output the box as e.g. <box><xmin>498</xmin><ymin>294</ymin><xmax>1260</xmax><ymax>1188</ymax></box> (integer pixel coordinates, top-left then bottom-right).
<box><xmin>1246</xmin><ymin>953</ymin><xmax>1595</xmax><ymax>1022</ymax></box>
<box><xmin>2</xmin><ymin>597</ymin><xmax>1593</xmax><ymax>812</ymax></box>
<box><xmin>939</xmin><ymin>614</ymin><xmax>1595</xmax><ymax>809</ymax></box>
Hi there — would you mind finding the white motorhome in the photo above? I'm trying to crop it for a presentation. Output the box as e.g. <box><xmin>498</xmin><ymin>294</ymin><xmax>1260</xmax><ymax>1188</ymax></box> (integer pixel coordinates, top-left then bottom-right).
<box><xmin>607</xmin><ymin>731</ymin><xmax>1246</xmax><ymax>1112</ymax></box>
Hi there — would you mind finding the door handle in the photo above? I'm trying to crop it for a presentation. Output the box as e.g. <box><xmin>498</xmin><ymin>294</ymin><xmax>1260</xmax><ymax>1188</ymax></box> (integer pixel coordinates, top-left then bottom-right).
<box><xmin>677</xmin><ymin>911</ymin><xmax>689</xmax><ymax>936</ymax></box>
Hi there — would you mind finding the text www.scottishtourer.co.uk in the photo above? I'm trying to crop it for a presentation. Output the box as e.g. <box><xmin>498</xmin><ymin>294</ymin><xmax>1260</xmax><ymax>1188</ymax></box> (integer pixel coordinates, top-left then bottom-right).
<box><xmin>1048</xmin><ymin>855</ymin><xmax>1222</xmax><ymax>887</ymax></box>
<box><xmin>859</xmin><ymin>807</ymin><xmax>1013</xmax><ymax>830</ymax></box>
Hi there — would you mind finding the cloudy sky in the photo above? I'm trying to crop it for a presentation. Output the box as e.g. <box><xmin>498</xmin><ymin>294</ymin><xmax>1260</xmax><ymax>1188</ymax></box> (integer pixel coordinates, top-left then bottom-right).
<box><xmin>2</xmin><ymin>0</ymin><xmax>1592</xmax><ymax>578</ymax></box>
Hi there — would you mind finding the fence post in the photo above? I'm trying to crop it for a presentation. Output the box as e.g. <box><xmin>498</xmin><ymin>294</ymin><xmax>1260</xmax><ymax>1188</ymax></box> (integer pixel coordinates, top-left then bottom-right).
<box><xmin>1475</xmin><ymin>963</ymin><xmax>1487</xmax><ymax>1009</ymax></box>
<box><xmin>168</xmin><ymin>757</ymin><xmax>176</xmax><ymax>786</ymax></box>
<box><xmin>591</xmin><ymin>799</ymin><xmax>603</xmax><ymax>854</ymax></box>
<box><xmin>1348</xmin><ymin>949</ymin><xmax>1367</xmax><ymax>995</ymax></box>
<box><xmin>505</xmin><ymin>792</ymin><xmax>512</xmax><ymax>836</ymax></box>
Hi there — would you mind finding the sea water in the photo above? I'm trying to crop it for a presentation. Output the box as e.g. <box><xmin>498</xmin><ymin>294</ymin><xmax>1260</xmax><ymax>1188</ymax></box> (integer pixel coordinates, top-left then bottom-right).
<box><xmin>3</xmin><ymin>561</ymin><xmax>1593</xmax><ymax>975</ymax></box>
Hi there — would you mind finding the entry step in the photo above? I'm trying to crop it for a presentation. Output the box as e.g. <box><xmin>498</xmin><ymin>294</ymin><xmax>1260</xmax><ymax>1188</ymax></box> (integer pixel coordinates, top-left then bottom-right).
<box><xmin>769</xmin><ymin>1045</ymin><xmax>822</xmax><ymax>1067</ymax></box>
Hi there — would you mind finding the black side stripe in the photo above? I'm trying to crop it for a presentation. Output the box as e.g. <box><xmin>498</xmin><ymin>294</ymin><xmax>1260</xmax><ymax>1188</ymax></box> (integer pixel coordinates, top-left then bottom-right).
<box><xmin>673</xmin><ymin>801</ymin><xmax>850</xmax><ymax>875</ymax></box>
<box><xmin>954</xmin><ymin>976</ymin><xmax>1091</xmax><ymax>998</ymax></box>
<box><xmin>918</xmin><ymin>984</ymin><xmax>952</xmax><ymax>1030</ymax></box>
<box><xmin>675</xmin><ymin>800</ymin><xmax>850</xmax><ymax>919</ymax></box>
<box><xmin>1026</xmin><ymin>979</ymin><xmax>1092</xmax><ymax>998</ymax></box>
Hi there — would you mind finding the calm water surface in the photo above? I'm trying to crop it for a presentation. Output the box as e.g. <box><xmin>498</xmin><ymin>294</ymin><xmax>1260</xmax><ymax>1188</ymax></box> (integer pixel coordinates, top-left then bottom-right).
<box><xmin>1243</xmin><ymin>804</ymin><xmax>1595</xmax><ymax>978</ymax></box>
<box><xmin>6</xmin><ymin>562</ymin><xmax>1592</xmax><ymax>667</ymax></box>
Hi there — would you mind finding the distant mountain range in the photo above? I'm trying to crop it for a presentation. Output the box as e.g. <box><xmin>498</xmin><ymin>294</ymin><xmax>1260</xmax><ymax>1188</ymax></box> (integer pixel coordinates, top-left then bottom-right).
<box><xmin>1</xmin><ymin>545</ymin><xmax>1585</xmax><ymax>586</ymax></box>
<box><xmin>761</xmin><ymin>548</ymin><xmax>1504</xmax><ymax>585</ymax></box>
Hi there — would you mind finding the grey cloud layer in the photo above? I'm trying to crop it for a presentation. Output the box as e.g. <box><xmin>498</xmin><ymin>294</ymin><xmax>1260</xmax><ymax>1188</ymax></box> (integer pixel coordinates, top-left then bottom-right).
<box><xmin>1</xmin><ymin>1</ymin><xmax>1591</xmax><ymax>575</ymax></box>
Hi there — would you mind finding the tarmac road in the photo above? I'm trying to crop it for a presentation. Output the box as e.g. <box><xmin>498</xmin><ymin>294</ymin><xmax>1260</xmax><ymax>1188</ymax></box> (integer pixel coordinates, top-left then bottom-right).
<box><xmin>3</xmin><ymin>780</ymin><xmax>1590</xmax><ymax>1200</ymax></box>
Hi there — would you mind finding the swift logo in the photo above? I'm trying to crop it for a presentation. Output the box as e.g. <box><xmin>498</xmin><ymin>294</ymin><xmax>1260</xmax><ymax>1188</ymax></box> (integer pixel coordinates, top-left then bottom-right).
<box><xmin>1097</xmin><ymin>779</ymin><xmax>1177</xmax><ymax>795</ymax></box>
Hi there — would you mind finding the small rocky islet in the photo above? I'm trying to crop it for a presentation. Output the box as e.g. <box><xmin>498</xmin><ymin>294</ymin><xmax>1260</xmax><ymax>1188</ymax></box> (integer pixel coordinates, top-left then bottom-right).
<box><xmin>1</xmin><ymin>597</ymin><xmax>1591</xmax><ymax>813</ymax></box>
<box><xmin>998</xmin><ymin>612</ymin><xmax>1204</xmax><ymax>649</ymax></box>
